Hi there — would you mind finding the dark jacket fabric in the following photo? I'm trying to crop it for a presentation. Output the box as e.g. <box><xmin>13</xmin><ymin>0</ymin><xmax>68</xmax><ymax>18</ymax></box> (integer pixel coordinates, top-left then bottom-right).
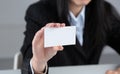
<box><xmin>21</xmin><ymin>1</ymin><xmax>120</xmax><ymax>74</ymax></box>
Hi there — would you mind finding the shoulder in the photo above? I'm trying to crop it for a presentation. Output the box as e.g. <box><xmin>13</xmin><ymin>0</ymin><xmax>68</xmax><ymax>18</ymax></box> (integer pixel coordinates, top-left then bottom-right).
<box><xmin>104</xmin><ymin>1</ymin><xmax>120</xmax><ymax>19</ymax></box>
<box><xmin>25</xmin><ymin>1</ymin><xmax>57</xmax><ymax>24</ymax></box>
<box><xmin>104</xmin><ymin>1</ymin><xmax>120</xmax><ymax>36</ymax></box>
<box><xmin>104</xmin><ymin>1</ymin><xmax>120</xmax><ymax>26</ymax></box>
<box><xmin>104</xmin><ymin>1</ymin><xmax>115</xmax><ymax>16</ymax></box>
<box><xmin>26</xmin><ymin>1</ymin><xmax>48</xmax><ymax>16</ymax></box>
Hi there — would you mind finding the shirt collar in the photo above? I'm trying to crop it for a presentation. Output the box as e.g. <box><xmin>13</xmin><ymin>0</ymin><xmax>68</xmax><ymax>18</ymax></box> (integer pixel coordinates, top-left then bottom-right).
<box><xmin>68</xmin><ymin>6</ymin><xmax>86</xmax><ymax>25</ymax></box>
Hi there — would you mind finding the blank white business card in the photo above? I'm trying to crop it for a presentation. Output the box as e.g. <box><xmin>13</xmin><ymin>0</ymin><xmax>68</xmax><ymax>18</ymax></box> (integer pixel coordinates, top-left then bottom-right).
<box><xmin>44</xmin><ymin>26</ymin><xmax>76</xmax><ymax>47</ymax></box>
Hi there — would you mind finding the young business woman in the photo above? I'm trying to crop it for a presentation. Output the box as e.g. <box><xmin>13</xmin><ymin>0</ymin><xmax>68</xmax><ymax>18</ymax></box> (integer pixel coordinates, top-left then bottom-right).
<box><xmin>21</xmin><ymin>0</ymin><xmax>120</xmax><ymax>74</ymax></box>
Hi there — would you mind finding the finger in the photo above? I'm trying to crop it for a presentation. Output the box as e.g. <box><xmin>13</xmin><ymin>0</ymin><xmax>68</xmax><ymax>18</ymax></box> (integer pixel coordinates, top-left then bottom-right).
<box><xmin>55</xmin><ymin>23</ymin><xmax>66</xmax><ymax>28</ymax></box>
<box><xmin>106</xmin><ymin>70</ymin><xmax>114</xmax><ymax>74</ymax></box>
<box><xmin>116</xmin><ymin>68</ymin><xmax>120</xmax><ymax>71</ymax></box>
<box><xmin>45</xmin><ymin>23</ymin><xmax>53</xmax><ymax>27</ymax></box>
<box><xmin>49</xmin><ymin>46</ymin><xmax>63</xmax><ymax>55</ymax></box>
<box><xmin>58</xmin><ymin>46</ymin><xmax>64</xmax><ymax>51</ymax></box>
<box><xmin>52</xmin><ymin>23</ymin><xmax>59</xmax><ymax>27</ymax></box>
<box><xmin>61</xmin><ymin>23</ymin><xmax>66</xmax><ymax>27</ymax></box>
<box><xmin>116</xmin><ymin>68</ymin><xmax>120</xmax><ymax>74</ymax></box>
<box><xmin>52</xmin><ymin>46</ymin><xmax>64</xmax><ymax>51</ymax></box>
<box><xmin>45</xmin><ymin>23</ymin><xmax>65</xmax><ymax>28</ymax></box>
<box><xmin>106</xmin><ymin>70</ymin><xmax>119</xmax><ymax>74</ymax></box>
<box><xmin>45</xmin><ymin>46</ymin><xmax>63</xmax><ymax>54</ymax></box>
<box><xmin>53</xmin><ymin>23</ymin><xmax>62</xmax><ymax>27</ymax></box>
<box><xmin>45</xmin><ymin>23</ymin><xmax>58</xmax><ymax>27</ymax></box>
<box><xmin>113</xmin><ymin>71</ymin><xmax>119</xmax><ymax>74</ymax></box>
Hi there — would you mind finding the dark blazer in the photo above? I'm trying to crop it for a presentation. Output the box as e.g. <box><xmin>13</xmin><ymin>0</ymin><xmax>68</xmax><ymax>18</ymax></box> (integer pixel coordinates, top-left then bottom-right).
<box><xmin>21</xmin><ymin>1</ymin><xmax>120</xmax><ymax>74</ymax></box>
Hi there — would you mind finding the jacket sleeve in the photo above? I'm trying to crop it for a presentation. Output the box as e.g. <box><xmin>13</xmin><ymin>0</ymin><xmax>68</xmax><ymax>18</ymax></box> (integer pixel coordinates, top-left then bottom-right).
<box><xmin>20</xmin><ymin>0</ymin><xmax>55</xmax><ymax>73</ymax></box>
<box><xmin>107</xmin><ymin>6</ymin><xmax>120</xmax><ymax>54</ymax></box>
<box><xmin>21</xmin><ymin>58</ymin><xmax>32</xmax><ymax>74</ymax></box>
<box><xmin>20</xmin><ymin>3</ymin><xmax>47</xmax><ymax>74</ymax></box>
<box><xmin>107</xmin><ymin>19</ymin><xmax>120</xmax><ymax>55</ymax></box>
<box><xmin>106</xmin><ymin>2</ymin><xmax>120</xmax><ymax>55</ymax></box>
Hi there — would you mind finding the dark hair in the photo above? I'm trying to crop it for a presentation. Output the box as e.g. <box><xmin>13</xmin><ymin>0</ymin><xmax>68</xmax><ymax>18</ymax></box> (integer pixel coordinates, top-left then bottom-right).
<box><xmin>41</xmin><ymin>0</ymin><xmax>120</xmax><ymax>48</ymax></box>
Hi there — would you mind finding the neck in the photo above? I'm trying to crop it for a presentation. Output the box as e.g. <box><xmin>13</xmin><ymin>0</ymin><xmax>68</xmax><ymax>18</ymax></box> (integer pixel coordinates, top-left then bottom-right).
<box><xmin>69</xmin><ymin>4</ymin><xmax>83</xmax><ymax>17</ymax></box>
<box><xmin>69</xmin><ymin>3</ymin><xmax>83</xmax><ymax>17</ymax></box>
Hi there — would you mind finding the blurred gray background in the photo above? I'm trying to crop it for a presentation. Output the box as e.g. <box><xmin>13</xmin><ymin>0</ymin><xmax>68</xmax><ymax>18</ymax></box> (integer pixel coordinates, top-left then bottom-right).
<box><xmin>0</xmin><ymin>0</ymin><xmax>120</xmax><ymax>70</ymax></box>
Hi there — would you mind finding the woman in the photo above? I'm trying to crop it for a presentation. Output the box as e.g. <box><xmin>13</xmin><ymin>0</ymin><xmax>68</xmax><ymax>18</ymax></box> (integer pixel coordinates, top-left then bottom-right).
<box><xmin>21</xmin><ymin>0</ymin><xmax>120</xmax><ymax>74</ymax></box>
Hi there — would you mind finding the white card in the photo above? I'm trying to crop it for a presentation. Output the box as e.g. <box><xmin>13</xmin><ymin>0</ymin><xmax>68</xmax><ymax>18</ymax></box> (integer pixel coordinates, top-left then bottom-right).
<box><xmin>44</xmin><ymin>26</ymin><xmax>76</xmax><ymax>47</ymax></box>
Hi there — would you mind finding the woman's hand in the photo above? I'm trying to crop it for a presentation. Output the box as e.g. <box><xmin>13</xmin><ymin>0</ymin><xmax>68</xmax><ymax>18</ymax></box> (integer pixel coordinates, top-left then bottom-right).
<box><xmin>106</xmin><ymin>68</ymin><xmax>120</xmax><ymax>74</ymax></box>
<box><xmin>31</xmin><ymin>23</ymin><xmax>65</xmax><ymax>73</ymax></box>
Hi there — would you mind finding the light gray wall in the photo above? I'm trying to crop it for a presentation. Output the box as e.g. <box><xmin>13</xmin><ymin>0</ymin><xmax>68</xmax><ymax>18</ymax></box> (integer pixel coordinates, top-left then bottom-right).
<box><xmin>0</xmin><ymin>0</ymin><xmax>120</xmax><ymax>59</ymax></box>
<box><xmin>0</xmin><ymin>0</ymin><xmax>38</xmax><ymax>58</ymax></box>
<box><xmin>0</xmin><ymin>0</ymin><xmax>38</xmax><ymax>25</ymax></box>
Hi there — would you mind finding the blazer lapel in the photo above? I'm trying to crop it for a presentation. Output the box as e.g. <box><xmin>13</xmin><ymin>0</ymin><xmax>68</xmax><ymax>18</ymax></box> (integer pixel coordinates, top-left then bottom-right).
<box><xmin>65</xmin><ymin>20</ymin><xmax>89</xmax><ymax>59</ymax></box>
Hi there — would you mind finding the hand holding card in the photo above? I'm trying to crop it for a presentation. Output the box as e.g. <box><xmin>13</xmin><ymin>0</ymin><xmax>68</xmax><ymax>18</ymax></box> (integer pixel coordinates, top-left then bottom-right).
<box><xmin>44</xmin><ymin>26</ymin><xmax>76</xmax><ymax>47</ymax></box>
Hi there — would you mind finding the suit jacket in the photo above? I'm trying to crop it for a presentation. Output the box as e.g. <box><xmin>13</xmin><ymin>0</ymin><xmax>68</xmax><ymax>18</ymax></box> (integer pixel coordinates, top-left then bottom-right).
<box><xmin>21</xmin><ymin>1</ymin><xmax>120</xmax><ymax>74</ymax></box>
